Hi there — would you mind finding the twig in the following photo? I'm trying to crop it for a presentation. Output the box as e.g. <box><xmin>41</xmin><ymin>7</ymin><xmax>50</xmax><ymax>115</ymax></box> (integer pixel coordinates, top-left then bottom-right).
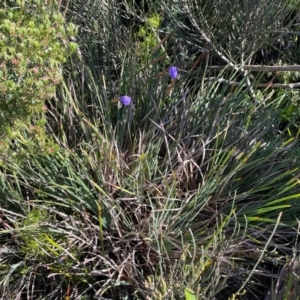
<box><xmin>191</xmin><ymin>65</ymin><xmax>300</xmax><ymax>74</ymax></box>
<box><xmin>205</xmin><ymin>77</ymin><xmax>300</xmax><ymax>89</ymax></box>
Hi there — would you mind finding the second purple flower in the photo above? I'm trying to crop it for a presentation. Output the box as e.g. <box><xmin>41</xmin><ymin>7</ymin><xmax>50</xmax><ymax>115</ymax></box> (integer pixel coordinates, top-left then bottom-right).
<box><xmin>169</xmin><ymin>66</ymin><xmax>178</xmax><ymax>80</ymax></box>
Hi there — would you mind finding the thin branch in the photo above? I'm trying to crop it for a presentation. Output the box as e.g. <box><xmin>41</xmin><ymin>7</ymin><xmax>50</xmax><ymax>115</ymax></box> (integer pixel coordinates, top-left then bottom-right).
<box><xmin>191</xmin><ymin>65</ymin><xmax>300</xmax><ymax>74</ymax></box>
<box><xmin>205</xmin><ymin>77</ymin><xmax>300</xmax><ymax>89</ymax></box>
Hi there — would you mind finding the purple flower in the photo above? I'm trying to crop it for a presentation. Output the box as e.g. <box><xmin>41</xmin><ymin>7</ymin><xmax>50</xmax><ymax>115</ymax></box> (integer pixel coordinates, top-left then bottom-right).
<box><xmin>169</xmin><ymin>66</ymin><xmax>178</xmax><ymax>80</ymax></box>
<box><xmin>120</xmin><ymin>95</ymin><xmax>132</xmax><ymax>106</ymax></box>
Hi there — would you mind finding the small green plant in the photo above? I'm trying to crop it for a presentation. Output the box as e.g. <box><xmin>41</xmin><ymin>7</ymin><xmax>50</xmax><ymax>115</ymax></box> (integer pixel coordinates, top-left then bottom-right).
<box><xmin>17</xmin><ymin>207</ymin><xmax>77</xmax><ymax>267</ymax></box>
<box><xmin>18</xmin><ymin>208</ymin><xmax>51</xmax><ymax>258</ymax></box>
<box><xmin>136</xmin><ymin>13</ymin><xmax>162</xmax><ymax>61</ymax></box>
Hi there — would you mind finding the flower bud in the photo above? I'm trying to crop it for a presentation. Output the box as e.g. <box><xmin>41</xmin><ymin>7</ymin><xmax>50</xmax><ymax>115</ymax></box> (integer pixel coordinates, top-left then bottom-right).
<box><xmin>169</xmin><ymin>66</ymin><xmax>178</xmax><ymax>80</ymax></box>
<box><xmin>120</xmin><ymin>95</ymin><xmax>132</xmax><ymax>106</ymax></box>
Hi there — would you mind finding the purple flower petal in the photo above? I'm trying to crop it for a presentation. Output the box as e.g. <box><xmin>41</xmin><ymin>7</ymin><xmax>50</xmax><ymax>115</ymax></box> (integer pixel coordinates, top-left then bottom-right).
<box><xmin>169</xmin><ymin>66</ymin><xmax>178</xmax><ymax>80</ymax></box>
<box><xmin>120</xmin><ymin>95</ymin><xmax>132</xmax><ymax>106</ymax></box>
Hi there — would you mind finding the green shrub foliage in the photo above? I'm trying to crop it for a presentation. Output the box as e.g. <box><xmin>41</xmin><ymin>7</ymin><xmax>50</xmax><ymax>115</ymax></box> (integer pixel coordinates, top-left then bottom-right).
<box><xmin>0</xmin><ymin>0</ymin><xmax>77</xmax><ymax>149</ymax></box>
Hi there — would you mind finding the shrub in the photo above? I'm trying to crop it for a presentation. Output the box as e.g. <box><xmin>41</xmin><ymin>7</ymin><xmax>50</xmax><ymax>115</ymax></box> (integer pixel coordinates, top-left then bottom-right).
<box><xmin>0</xmin><ymin>0</ymin><xmax>77</xmax><ymax>153</ymax></box>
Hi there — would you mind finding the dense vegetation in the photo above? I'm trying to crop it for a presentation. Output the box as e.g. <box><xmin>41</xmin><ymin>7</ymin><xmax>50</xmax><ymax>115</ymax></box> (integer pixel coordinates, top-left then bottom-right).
<box><xmin>1</xmin><ymin>0</ymin><xmax>300</xmax><ymax>299</ymax></box>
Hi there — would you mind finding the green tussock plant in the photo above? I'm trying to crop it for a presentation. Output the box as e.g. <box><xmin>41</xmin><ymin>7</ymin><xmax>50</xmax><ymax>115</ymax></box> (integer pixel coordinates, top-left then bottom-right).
<box><xmin>2</xmin><ymin>55</ymin><xmax>300</xmax><ymax>299</ymax></box>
